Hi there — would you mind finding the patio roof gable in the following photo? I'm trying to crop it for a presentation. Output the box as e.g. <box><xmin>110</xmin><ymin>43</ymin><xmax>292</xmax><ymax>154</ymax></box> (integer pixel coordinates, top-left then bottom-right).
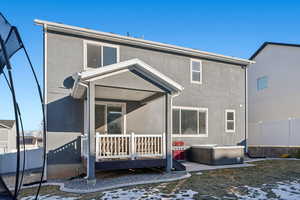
<box><xmin>72</xmin><ymin>59</ymin><xmax>184</xmax><ymax>99</ymax></box>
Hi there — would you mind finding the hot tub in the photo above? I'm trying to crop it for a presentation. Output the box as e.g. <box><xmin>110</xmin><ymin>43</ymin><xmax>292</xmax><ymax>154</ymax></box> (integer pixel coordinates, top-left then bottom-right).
<box><xmin>189</xmin><ymin>145</ymin><xmax>244</xmax><ymax>165</ymax></box>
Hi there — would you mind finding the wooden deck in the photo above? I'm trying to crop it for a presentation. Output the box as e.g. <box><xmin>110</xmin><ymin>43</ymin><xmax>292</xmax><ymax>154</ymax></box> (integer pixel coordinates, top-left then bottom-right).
<box><xmin>95</xmin><ymin>159</ymin><xmax>166</xmax><ymax>171</ymax></box>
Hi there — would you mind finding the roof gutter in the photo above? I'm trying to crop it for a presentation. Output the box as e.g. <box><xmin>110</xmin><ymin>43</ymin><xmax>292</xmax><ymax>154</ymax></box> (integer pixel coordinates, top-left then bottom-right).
<box><xmin>34</xmin><ymin>19</ymin><xmax>254</xmax><ymax>66</ymax></box>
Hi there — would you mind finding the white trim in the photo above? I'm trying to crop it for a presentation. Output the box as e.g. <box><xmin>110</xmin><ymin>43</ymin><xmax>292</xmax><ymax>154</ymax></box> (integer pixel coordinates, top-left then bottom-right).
<box><xmin>190</xmin><ymin>59</ymin><xmax>202</xmax><ymax>84</ymax></box>
<box><xmin>83</xmin><ymin>40</ymin><xmax>120</xmax><ymax>70</ymax></box>
<box><xmin>225</xmin><ymin>109</ymin><xmax>235</xmax><ymax>133</ymax></box>
<box><xmin>172</xmin><ymin>106</ymin><xmax>208</xmax><ymax>137</ymax></box>
<box><xmin>43</xmin><ymin>24</ymin><xmax>48</xmax><ymax>180</ymax></box>
<box><xmin>88</xmin><ymin>69</ymin><xmax>129</xmax><ymax>82</ymax></box>
<box><xmin>34</xmin><ymin>19</ymin><xmax>254</xmax><ymax>66</ymax></box>
<box><xmin>95</xmin><ymin>101</ymin><xmax>126</xmax><ymax>134</ymax></box>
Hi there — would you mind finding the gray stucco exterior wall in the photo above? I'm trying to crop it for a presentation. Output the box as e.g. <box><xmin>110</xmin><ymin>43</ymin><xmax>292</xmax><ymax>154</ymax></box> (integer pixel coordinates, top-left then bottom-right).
<box><xmin>46</xmin><ymin>30</ymin><xmax>246</xmax><ymax>152</ymax></box>
<box><xmin>249</xmin><ymin>44</ymin><xmax>300</xmax><ymax>123</ymax></box>
<box><xmin>248</xmin><ymin>44</ymin><xmax>300</xmax><ymax>149</ymax></box>
<box><xmin>120</xmin><ymin>44</ymin><xmax>245</xmax><ymax>146</ymax></box>
<box><xmin>46</xmin><ymin>32</ymin><xmax>84</xmax><ymax>150</ymax></box>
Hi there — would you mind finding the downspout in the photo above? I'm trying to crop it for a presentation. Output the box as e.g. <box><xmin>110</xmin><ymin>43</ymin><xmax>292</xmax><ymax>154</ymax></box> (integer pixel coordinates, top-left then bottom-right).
<box><xmin>244</xmin><ymin>66</ymin><xmax>248</xmax><ymax>153</ymax></box>
<box><xmin>79</xmin><ymin>81</ymin><xmax>92</xmax><ymax>180</ymax></box>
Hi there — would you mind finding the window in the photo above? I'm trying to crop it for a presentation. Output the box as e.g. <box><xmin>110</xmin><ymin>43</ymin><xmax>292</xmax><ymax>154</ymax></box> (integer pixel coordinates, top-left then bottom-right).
<box><xmin>257</xmin><ymin>76</ymin><xmax>268</xmax><ymax>91</ymax></box>
<box><xmin>225</xmin><ymin>109</ymin><xmax>235</xmax><ymax>133</ymax></box>
<box><xmin>172</xmin><ymin>107</ymin><xmax>208</xmax><ymax>136</ymax></box>
<box><xmin>84</xmin><ymin>41</ymin><xmax>119</xmax><ymax>69</ymax></box>
<box><xmin>190</xmin><ymin>59</ymin><xmax>202</xmax><ymax>84</ymax></box>
<box><xmin>95</xmin><ymin>102</ymin><xmax>126</xmax><ymax>134</ymax></box>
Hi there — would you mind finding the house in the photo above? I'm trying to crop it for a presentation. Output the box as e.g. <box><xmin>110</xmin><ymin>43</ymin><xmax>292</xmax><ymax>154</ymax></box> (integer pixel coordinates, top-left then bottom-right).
<box><xmin>0</xmin><ymin>120</ymin><xmax>16</xmax><ymax>154</ymax></box>
<box><xmin>21</xmin><ymin>135</ymin><xmax>42</xmax><ymax>149</ymax></box>
<box><xmin>248</xmin><ymin>42</ymin><xmax>300</xmax><ymax>157</ymax></box>
<box><xmin>34</xmin><ymin>19</ymin><xmax>253</xmax><ymax>179</ymax></box>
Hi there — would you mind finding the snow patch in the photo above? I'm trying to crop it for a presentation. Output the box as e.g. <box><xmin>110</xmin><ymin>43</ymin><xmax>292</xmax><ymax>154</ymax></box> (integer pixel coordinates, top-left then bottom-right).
<box><xmin>232</xmin><ymin>180</ymin><xmax>300</xmax><ymax>200</ymax></box>
<box><xmin>272</xmin><ymin>180</ymin><xmax>300</xmax><ymax>200</ymax></box>
<box><xmin>21</xmin><ymin>195</ymin><xmax>78</xmax><ymax>200</ymax></box>
<box><xmin>21</xmin><ymin>187</ymin><xmax>197</xmax><ymax>200</ymax></box>
<box><xmin>101</xmin><ymin>188</ymin><xmax>198</xmax><ymax>200</ymax></box>
<box><xmin>234</xmin><ymin>186</ymin><xmax>268</xmax><ymax>200</ymax></box>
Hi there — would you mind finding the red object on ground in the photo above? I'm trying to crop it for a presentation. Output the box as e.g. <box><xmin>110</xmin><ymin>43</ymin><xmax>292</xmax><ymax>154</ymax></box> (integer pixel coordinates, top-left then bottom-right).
<box><xmin>173</xmin><ymin>141</ymin><xmax>184</xmax><ymax>146</ymax></box>
<box><xmin>172</xmin><ymin>147</ymin><xmax>186</xmax><ymax>160</ymax></box>
<box><xmin>172</xmin><ymin>141</ymin><xmax>186</xmax><ymax>160</ymax></box>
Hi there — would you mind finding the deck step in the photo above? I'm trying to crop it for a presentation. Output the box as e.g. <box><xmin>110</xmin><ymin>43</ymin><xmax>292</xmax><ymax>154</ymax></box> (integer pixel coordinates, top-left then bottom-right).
<box><xmin>173</xmin><ymin>159</ymin><xmax>186</xmax><ymax>171</ymax></box>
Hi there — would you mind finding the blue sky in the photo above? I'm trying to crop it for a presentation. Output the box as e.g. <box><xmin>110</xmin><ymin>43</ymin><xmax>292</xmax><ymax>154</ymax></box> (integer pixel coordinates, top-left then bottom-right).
<box><xmin>1</xmin><ymin>0</ymin><xmax>300</xmax><ymax>130</ymax></box>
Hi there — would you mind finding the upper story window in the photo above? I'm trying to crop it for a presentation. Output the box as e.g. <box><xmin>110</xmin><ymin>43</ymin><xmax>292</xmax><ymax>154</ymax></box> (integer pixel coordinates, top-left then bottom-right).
<box><xmin>190</xmin><ymin>59</ymin><xmax>202</xmax><ymax>84</ymax></box>
<box><xmin>172</xmin><ymin>106</ymin><xmax>208</xmax><ymax>136</ymax></box>
<box><xmin>84</xmin><ymin>41</ymin><xmax>119</xmax><ymax>69</ymax></box>
<box><xmin>225</xmin><ymin>109</ymin><xmax>235</xmax><ymax>133</ymax></box>
<box><xmin>257</xmin><ymin>76</ymin><xmax>268</xmax><ymax>91</ymax></box>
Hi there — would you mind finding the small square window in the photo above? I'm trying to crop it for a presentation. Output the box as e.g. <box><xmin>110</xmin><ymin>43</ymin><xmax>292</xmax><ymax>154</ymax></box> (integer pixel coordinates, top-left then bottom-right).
<box><xmin>257</xmin><ymin>76</ymin><xmax>268</xmax><ymax>91</ymax></box>
<box><xmin>225</xmin><ymin>109</ymin><xmax>235</xmax><ymax>133</ymax></box>
<box><xmin>190</xmin><ymin>59</ymin><xmax>202</xmax><ymax>84</ymax></box>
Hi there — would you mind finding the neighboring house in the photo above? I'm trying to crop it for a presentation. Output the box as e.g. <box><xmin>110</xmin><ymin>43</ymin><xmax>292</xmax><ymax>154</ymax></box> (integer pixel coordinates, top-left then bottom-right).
<box><xmin>248</xmin><ymin>42</ymin><xmax>300</xmax><ymax>157</ymax></box>
<box><xmin>34</xmin><ymin>19</ymin><xmax>253</xmax><ymax>179</ymax></box>
<box><xmin>0</xmin><ymin>120</ymin><xmax>16</xmax><ymax>154</ymax></box>
<box><xmin>21</xmin><ymin>135</ymin><xmax>42</xmax><ymax>149</ymax></box>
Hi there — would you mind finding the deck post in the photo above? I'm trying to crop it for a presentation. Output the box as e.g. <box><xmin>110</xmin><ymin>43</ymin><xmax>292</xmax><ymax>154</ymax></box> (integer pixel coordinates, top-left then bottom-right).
<box><xmin>96</xmin><ymin>132</ymin><xmax>100</xmax><ymax>161</ymax></box>
<box><xmin>162</xmin><ymin>132</ymin><xmax>166</xmax><ymax>158</ymax></box>
<box><xmin>165</xmin><ymin>93</ymin><xmax>173</xmax><ymax>172</ymax></box>
<box><xmin>87</xmin><ymin>82</ymin><xmax>96</xmax><ymax>181</ymax></box>
<box><xmin>131</xmin><ymin>132</ymin><xmax>135</xmax><ymax>160</ymax></box>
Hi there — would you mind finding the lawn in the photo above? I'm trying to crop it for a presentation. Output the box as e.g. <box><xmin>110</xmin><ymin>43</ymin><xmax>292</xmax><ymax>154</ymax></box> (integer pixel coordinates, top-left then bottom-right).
<box><xmin>20</xmin><ymin>160</ymin><xmax>300</xmax><ymax>199</ymax></box>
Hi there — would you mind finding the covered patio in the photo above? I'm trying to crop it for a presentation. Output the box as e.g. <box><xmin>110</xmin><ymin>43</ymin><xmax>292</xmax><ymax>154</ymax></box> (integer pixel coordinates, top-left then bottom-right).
<box><xmin>71</xmin><ymin>59</ymin><xmax>183</xmax><ymax>179</ymax></box>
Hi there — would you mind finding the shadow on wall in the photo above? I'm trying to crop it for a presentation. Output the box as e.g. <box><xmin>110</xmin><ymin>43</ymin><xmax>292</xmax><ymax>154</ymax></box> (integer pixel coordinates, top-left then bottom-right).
<box><xmin>237</xmin><ymin>139</ymin><xmax>248</xmax><ymax>154</ymax></box>
<box><xmin>238</xmin><ymin>139</ymin><xmax>246</xmax><ymax>148</ymax></box>
<box><xmin>47</xmin><ymin>96</ymin><xmax>84</xmax><ymax>132</ymax></box>
<box><xmin>47</xmin><ymin>137</ymin><xmax>81</xmax><ymax>165</ymax></box>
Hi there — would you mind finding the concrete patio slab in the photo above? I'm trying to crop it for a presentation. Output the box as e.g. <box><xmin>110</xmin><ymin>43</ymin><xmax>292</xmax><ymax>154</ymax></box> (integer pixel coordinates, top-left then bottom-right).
<box><xmin>183</xmin><ymin>161</ymin><xmax>255</xmax><ymax>172</ymax></box>
<box><xmin>21</xmin><ymin>171</ymin><xmax>191</xmax><ymax>194</ymax></box>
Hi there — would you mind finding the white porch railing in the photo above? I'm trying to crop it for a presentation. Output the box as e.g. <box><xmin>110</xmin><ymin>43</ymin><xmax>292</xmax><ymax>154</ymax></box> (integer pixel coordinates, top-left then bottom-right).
<box><xmin>95</xmin><ymin>132</ymin><xmax>165</xmax><ymax>160</ymax></box>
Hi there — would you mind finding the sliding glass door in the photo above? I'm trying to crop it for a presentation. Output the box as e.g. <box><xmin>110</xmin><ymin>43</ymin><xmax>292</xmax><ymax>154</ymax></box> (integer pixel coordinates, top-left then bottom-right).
<box><xmin>95</xmin><ymin>102</ymin><xmax>125</xmax><ymax>134</ymax></box>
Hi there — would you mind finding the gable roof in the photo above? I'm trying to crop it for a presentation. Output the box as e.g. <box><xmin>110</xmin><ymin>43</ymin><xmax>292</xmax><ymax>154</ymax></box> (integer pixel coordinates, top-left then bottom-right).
<box><xmin>0</xmin><ymin>120</ymin><xmax>15</xmax><ymax>129</ymax></box>
<box><xmin>34</xmin><ymin>19</ymin><xmax>254</xmax><ymax>66</ymax></box>
<box><xmin>250</xmin><ymin>42</ymin><xmax>300</xmax><ymax>60</ymax></box>
<box><xmin>72</xmin><ymin>59</ymin><xmax>184</xmax><ymax>99</ymax></box>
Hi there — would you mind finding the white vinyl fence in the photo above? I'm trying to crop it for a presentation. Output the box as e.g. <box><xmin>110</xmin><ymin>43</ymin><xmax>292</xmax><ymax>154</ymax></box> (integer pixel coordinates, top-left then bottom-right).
<box><xmin>0</xmin><ymin>148</ymin><xmax>43</xmax><ymax>174</ymax></box>
<box><xmin>249</xmin><ymin>118</ymin><xmax>300</xmax><ymax>147</ymax></box>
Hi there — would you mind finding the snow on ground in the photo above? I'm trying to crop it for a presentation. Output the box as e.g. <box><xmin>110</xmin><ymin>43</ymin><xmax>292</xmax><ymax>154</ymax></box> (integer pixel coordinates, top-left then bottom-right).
<box><xmin>232</xmin><ymin>179</ymin><xmax>300</xmax><ymax>200</ymax></box>
<box><xmin>21</xmin><ymin>185</ymin><xmax>197</xmax><ymax>200</ymax></box>
<box><xmin>100</xmin><ymin>188</ymin><xmax>197</xmax><ymax>200</ymax></box>
<box><xmin>21</xmin><ymin>179</ymin><xmax>300</xmax><ymax>200</ymax></box>
<box><xmin>21</xmin><ymin>195</ymin><xmax>78</xmax><ymax>200</ymax></box>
